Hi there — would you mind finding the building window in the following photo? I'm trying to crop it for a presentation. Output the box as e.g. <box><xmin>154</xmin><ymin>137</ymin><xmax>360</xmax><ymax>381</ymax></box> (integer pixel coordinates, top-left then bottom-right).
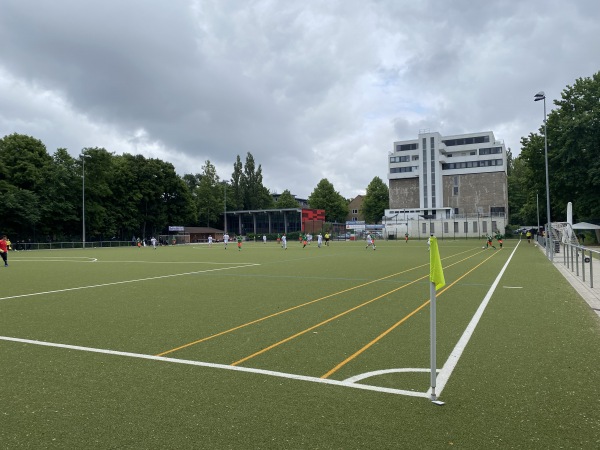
<box><xmin>454</xmin><ymin>222</ymin><xmax>459</xmax><ymax>233</ymax></box>
<box><xmin>463</xmin><ymin>222</ymin><xmax>468</xmax><ymax>233</ymax></box>
<box><xmin>397</xmin><ymin>143</ymin><xmax>418</xmax><ymax>151</ymax></box>
<box><xmin>473</xmin><ymin>221</ymin><xmax>478</xmax><ymax>233</ymax></box>
<box><xmin>422</xmin><ymin>222</ymin><xmax>427</xmax><ymax>234</ymax></box>
<box><xmin>352</xmin><ymin>209</ymin><xmax>358</xmax><ymax>214</ymax></box>
<box><xmin>492</xmin><ymin>220</ymin><xmax>497</xmax><ymax>231</ymax></box>
<box><xmin>483</xmin><ymin>221</ymin><xmax>488</xmax><ymax>233</ymax></box>
<box><xmin>431</xmin><ymin>223</ymin><xmax>435</xmax><ymax>234</ymax></box>
<box><xmin>444</xmin><ymin>222</ymin><xmax>449</xmax><ymax>233</ymax></box>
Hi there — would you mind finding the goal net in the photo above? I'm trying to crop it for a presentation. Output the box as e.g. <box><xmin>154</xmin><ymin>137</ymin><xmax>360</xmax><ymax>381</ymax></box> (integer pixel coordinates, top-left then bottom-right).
<box><xmin>159</xmin><ymin>234</ymin><xmax>190</xmax><ymax>245</ymax></box>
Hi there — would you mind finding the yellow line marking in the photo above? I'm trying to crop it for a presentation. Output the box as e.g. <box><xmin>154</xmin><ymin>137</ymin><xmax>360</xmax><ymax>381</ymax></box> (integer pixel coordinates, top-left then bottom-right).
<box><xmin>231</xmin><ymin>250</ymin><xmax>484</xmax><ymax>366</ymax></box>
<box><xmin>230</xmin><ymin>277</ymin><xmax>427</xmax><ymax>366</ymax></box>
<box><xmin>320</xmin><ymin>250</ymin><xmax>500</xmax><ymax>378</ymax></box>
<box><xmin>155</xmin><ymin>247</ymin><xmax>477</xmax><ymax>357</ymax></box>
<box><xmin>155</xmin><ymin>265</ymin><xmax>427</xmax><ymax>357</ymax></box>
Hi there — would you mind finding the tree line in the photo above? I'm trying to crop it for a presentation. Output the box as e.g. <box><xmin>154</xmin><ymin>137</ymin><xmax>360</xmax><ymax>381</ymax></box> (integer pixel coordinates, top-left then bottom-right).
<box><xmin>8</xmin><ymin>69</ymin><xmax>594</xmax><ymax>243</ymax></box>
<box><xmin>508</xmin><ymin>71</ymin><xmax>600</xmax><ymax>226</ymax></box>
<box><xmin>0</xmin><ymin>134</ymin><xmax>390</xmax><ymax>242</ymax></box>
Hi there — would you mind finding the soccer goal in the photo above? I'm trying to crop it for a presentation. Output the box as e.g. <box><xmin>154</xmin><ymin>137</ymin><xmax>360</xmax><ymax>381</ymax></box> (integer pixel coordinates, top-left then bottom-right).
<box><xmin>159</xmin><ymin>234</ymin><xmax>190</xmax><ymax>245</ymax></box>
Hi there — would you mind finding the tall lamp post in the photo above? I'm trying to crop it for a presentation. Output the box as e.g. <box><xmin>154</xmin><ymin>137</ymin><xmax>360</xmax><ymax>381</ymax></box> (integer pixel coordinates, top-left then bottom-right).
<box><xmin>534</xmin><ymin>91</ymin><xmax>553</xmax><ymax>261</ymax></box>
<box><xmin>223</xmin><ymin>181</ymin><xmax>228</xmax><ymax>233</ymax></box>
<box><xmin>80</xmin><ymin>153</ymin><xmax>90</xmax><ymax>249</ymax></box>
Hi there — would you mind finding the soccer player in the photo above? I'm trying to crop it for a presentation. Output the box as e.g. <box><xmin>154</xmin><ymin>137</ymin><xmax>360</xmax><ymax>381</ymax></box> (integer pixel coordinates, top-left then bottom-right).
<box><xmin>0</xmin><ymin>235</ymin><xmax>8</xmax><ymax>266</ymax></box>
<box><xmin>236</xmin><ymin>235</ymin><xmax>242</xmax><ymax>251</ymax></box>
<box><xmin>281</xmin><ymin>234</ymin><xmax>287</xmax><ymax>250</ymax></box>
<box><xmin>486</xmin><ymin>234</ymin><xmax>496</xmax><ymax>250</ymax></box>
<box><xmin>324</xmin><ymin>233</ymin><xmax>330</xmax><ymax>246</ymax></box>
<box><xmin>223</xmin><ymin>233</ymin><xmax>230</xmax><ymax>249</ymax></box>
<box><xmin>302</xmin><ymin>233</ymin><xmax>307</xmax><ymax>248</ymax></box>
<box><xmin>366</xmin><ymin>233</ymin><xmax>372</xmax><ymax>249</ymax></box>
<box><xmin>495</xmin><ymin>231</ymin><xmax>504</xmax><ymax>249</ymax></box>
<box><xmin>208</xmin><ymin>235</ymin><xmax>213</xmax><ymax>247</ymax></box>
<box><xmin>317</xmin><ymin>233</ymin><xmax>323</xmax><ymax>248</ymax></box>
<box><xmin>263</xmin><ymin>235</ymin><xmax>267</xmax><ymax>244</ymax></box>
<box><xmin>405</xmin><ymin>232</ymin><xmax>409</xmax><ymax>243</ymax></box>
<box><xmin>150</xmin><ymin>236</ymin><xmax>157</xmax><ymax>249</ymax></box>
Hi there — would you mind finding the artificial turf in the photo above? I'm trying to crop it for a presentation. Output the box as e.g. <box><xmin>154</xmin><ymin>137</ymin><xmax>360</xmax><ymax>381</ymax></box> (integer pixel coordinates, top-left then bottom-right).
<box><xmin>1</xmin><ymin>238</ymin><xmax>599</xmax><ymax>448</ymax></box>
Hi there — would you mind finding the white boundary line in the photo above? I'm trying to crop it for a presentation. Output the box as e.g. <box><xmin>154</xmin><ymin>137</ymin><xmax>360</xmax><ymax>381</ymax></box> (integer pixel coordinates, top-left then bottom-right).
<box><xmin>0</xmin><ymin>335</ymin><xmax>428</xmax><ymax>398</ymax></box>
<box><xmin>429</xmin><ymin>241</ymin><xmax>520</xmax><ymax>398</ymax></box>
<box><xmin>0</xmin><ymin>264</ymin><xmax>259</xmax><ymax>302</ymax></box>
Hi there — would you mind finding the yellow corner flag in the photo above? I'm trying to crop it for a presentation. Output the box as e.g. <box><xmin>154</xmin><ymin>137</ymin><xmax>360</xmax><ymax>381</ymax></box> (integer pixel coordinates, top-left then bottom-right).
<box><xmin>429</xmin><ymin>236</ymin><xmax>445</xmax><ymax>290</ymax></box>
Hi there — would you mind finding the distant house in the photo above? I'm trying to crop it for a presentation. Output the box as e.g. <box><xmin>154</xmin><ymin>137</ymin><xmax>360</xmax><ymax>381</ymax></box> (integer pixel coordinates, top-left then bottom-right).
<box><xmin>347</xmin><ymin>195</ymin><xmax>365</xmax><ymax>222</ymax></box>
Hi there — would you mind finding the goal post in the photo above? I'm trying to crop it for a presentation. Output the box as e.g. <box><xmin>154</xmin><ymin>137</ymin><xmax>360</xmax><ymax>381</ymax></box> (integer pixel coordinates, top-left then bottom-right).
<box><xmin>159</xmin><ymin>234</ymin><xmax>190</xmax><ymax>245</ymax></box>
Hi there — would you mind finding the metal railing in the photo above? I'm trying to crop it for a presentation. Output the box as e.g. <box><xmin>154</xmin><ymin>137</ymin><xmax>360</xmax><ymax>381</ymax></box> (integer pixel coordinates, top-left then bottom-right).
<box><xmin>559</xmin><ymin>242</ymin><xmax>598</xmax><ymax>289</ymax></box>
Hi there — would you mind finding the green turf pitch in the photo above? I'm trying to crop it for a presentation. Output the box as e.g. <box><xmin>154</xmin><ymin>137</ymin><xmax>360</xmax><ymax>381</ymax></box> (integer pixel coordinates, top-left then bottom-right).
<box><xmin>1</xmin><ymin>239</ymin><xmax>599</xmax><ymax>448</ymax></box>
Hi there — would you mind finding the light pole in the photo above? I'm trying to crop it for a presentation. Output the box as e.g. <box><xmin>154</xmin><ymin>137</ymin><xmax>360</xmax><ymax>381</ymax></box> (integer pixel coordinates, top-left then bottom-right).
<box><xmin>80</xmin><ymin>153</ymin><xmax>90</xmax><ymax>249</ymax></box>
<box><xmin>534</xmin><ymin>91</ymin><xmax>553</xmax><ymax>261</ymax></box>
<box><xmin>223</xmin><ymin>181</ymin><xmax>228</xmax><ymax>233</ymax></box>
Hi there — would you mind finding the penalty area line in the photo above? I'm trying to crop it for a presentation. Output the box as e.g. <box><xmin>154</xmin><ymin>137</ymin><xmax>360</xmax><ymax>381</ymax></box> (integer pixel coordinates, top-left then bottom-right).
<box><xmin>0</xmin><ymin>264</ymin><xmax>260</xmax><ymax>302</ymax></box>
<box><xmin>0</xmin><ymin>335</ymin><xmax>429</xmax><ymax>398</ymax></box>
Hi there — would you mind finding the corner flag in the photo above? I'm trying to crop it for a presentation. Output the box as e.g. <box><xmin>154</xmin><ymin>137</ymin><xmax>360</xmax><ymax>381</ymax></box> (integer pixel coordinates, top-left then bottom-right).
<box><xmin>429</xmin><ymin>236</ymin><xmax>445</xmax><ymax>290</ymax></box>
<box><xmin>429</xmin><ymin>236</ymin><xmax>445</xmax><ymax>404</ymax></box>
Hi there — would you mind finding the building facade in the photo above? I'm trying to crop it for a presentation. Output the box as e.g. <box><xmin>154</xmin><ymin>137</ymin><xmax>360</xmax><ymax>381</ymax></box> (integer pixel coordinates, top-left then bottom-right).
<box><xmin>346</xmin><ymin>195</ymin><xmax>365</xmax><ymax>222</ymax></box>
<box><xmin>386</xmin><ymin>130</ymin><xmax>508</xmax><ymax>238</ymax></box>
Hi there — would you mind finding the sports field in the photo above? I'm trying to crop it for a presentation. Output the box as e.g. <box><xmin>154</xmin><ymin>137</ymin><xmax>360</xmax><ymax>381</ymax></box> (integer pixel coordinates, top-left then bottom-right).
<box><xmin>1</xmin><ymin>238</ymin><xmax>599</xmax><ymax>448</ymax></box>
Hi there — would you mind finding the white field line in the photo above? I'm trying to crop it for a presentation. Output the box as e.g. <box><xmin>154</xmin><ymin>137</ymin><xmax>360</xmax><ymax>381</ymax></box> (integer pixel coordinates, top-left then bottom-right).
<box><xmin>429</xmin><ymin>242</ymin><xmax>521</xmax><ymax>398</ymax></box>
<box><xmin>0</xmin><ymin>264</ymin><xmax>259</xmax><ymax>302</ymax></box>
<box><xmin>344</xmin><ymin>368</ymin><xmax>432</xmax><ymax>384</ymax></box>
<box><xmin>11</xmin><ymin>256</ymin><xmax>98</xmax><ymax>262</ymax></box>
<box><xmin>0</xmin><ymin>335</ymin><xmax>429</xmax><ymax>398</ymax></box>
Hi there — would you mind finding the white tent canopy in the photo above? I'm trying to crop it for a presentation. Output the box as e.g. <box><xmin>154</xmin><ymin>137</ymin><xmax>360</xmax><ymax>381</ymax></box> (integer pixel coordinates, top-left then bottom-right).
<box><xmin>572</xmin><ymin>222</ymin><xmax>600</xmax><ymax>230</ymax></box>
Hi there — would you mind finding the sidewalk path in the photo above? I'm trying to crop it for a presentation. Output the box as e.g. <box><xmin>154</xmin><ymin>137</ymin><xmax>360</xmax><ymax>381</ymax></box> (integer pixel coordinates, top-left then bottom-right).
<box><xmin>547</xmin><ymin>246</ymin><xmax>600</xmax><ymax>317</ymax></box>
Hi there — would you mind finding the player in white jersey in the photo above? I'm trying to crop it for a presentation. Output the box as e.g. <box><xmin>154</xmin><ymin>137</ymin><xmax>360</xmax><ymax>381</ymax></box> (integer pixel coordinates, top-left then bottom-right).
<box><xmin>150</xmin><ymin>237</ymin><xmax>157</xmax><ymax>249</ymax></box>
<box><xmin>317</xmin><ymin>233</ymin><xmax>323</xmax><ymax>248</ymax></box>
<box><xmin>208</xmin><ymin>235</ymin><xmax>213</xmax><ymax>247</ymax></box>
<box><xmin>281</xmin><ymin>234</ymin><xmax>287</xmax><ymax>250</ymax></box>
<box><xmin>263</xmin><ymin>235</ymin><xmax>267</xmax><ymax>244</ymax></box>
<box><xmin>223</xmin><ymin>233</ymin><xmax>230</xmax><ymax>249</ymax></box>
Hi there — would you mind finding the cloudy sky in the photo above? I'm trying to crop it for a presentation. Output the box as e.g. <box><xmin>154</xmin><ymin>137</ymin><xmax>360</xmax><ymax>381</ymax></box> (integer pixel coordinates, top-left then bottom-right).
<box><xmin>1</xmin><ymin>0</ymin><xmax>598</xmax><ymax>199</ymax></box>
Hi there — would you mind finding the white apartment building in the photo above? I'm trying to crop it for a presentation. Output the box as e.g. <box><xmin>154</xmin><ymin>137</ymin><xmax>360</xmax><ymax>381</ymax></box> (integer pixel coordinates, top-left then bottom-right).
<box><xmin>385</xmin><ymin>130</ymin><xmax>508</xmax><ymax>239</ymax></box>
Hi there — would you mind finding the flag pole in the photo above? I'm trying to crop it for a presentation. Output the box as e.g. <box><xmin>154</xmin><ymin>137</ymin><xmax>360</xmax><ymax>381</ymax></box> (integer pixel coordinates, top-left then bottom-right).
<box><xmin>429</xmin><ymin>236</ymin><xmax>445</xmax><ymax>405</ymax></box>
<box><xmin>430</xmin><ymin>280</ymin><xmax>438</xmax><ymax>401</ymax></box>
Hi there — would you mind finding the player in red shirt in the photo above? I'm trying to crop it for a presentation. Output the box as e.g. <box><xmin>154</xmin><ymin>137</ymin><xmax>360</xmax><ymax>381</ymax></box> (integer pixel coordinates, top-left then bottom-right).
<box><xmin>0</xmin><ymin>235</ymin><xmax>9</xmax><ymax>266</ymax></box>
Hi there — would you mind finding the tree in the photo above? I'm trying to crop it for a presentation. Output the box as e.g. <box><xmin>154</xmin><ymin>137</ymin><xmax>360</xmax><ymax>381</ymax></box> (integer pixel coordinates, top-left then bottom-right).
<box><xmin>196</xmin><ymin>160</ymin><xmax>221</xmax><ymax>227</ymax></box>
<box><xmin>46</xmin><ymin>148</ymin><xmax>80</xmax><ymax>238</ymax></box>
<box><xmin>308</xmin><ymin>179</ymin><xmax>349</xmax><ymax>223</ymax></box>
<box><xmin>546</xmin><ymin>72</ymin><xmax>600</xmax><ymax>220</ymax></box>
<box><xmin>507</xmin><ymin>154</ymin><xmax>537</xmax><ymax>226</ymax></box>
<box><xmin>513</xmin><ymin>71</ymin><xmax>600</xmax><ymax>222</ymax></box>
<box><xmin>80</xmin><ymin>147</ymin><xmax>119</xmax><ymax>240</ymax></box>
<box><xmin>0</xmin><ymin>133</ymin><xmax>53</xmax><ymax>238</ymax></box>
<box><xmin>242</xmin><ymin>152</ymin><xmax>273</xmax><ymax>210</ymax></box>
<box><xmin>276</xmin><ymin>190</ymin><xmax>300</xmax><ymax>208</ymax></box>
<box><xmin>362</xmin><ymin>177</ymin><xmax>389</xmax><ymax>223</ymax></box>
<box><xmin>230</xmin><ymin>155</ymin><xmax>244</xmax><ymax>211</ymax></box>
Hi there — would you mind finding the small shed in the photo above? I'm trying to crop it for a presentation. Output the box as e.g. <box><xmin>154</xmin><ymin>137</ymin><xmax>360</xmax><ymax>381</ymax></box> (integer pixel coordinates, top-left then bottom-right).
<box><xmin>184</xmin><ymin>227</ymin><xmax>224</xmax><ymax>243</ymax></box>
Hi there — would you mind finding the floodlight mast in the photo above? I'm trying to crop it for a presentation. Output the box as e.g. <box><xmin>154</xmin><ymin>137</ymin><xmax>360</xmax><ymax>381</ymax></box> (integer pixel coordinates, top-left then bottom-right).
<box><xmin>534</xmin><ymin>91</ymin><xmax>553</xmax><ymax>261</ymax></box>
